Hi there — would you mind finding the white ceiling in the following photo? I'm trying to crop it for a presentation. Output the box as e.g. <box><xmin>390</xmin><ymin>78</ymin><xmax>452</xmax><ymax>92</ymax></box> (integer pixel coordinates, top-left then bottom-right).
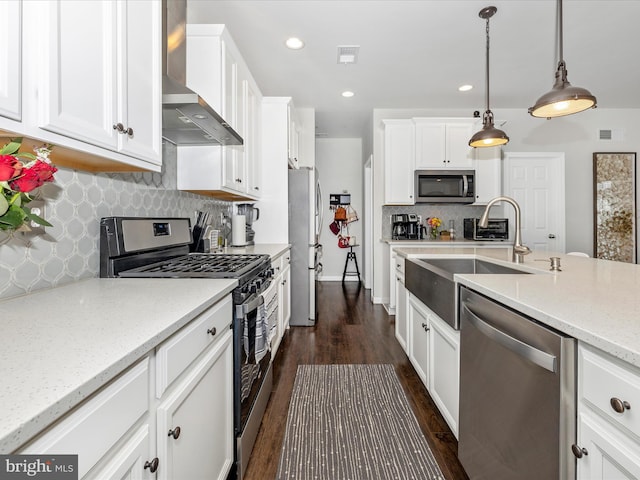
<box><xmin>187</xmin><ymin>0</ymin><xmax>640</xmax><ymax>139</ymax></box>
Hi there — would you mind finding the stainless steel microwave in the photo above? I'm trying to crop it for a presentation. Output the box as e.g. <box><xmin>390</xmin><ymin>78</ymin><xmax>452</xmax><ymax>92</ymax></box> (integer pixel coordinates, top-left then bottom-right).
<box><xmin>414</xmin><ymin>170</ymin><xmax>475</xmax><ymax>203</ymax></box>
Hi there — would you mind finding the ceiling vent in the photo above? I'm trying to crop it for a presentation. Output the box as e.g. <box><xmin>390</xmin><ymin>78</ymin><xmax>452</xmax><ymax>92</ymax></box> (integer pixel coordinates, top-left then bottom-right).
<box><xmin>337</xmin><ymin>45</ymin><xmax>360</xmax><ymax>64</ymax></box>
<box><xmin>598</xmin><ymin>129</ymin><xmax>624</xmax><ymax>141</ymax></box>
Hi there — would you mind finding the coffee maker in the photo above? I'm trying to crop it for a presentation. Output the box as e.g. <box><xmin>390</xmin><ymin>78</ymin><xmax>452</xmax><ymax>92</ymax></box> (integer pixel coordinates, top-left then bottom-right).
<box><xmin>391</xmin><ymin>214</ymin><xmax>408</xmax><ymax>239</ymax></box>
<box><xmin>406</xmin><ymin>213</ymin><xmax>420</xmax><ymax>239</ymax></box>
<box><xmin>237</xmin><ymin>203</ymin><xmax>260</xmax><ymax>245</ymax></box>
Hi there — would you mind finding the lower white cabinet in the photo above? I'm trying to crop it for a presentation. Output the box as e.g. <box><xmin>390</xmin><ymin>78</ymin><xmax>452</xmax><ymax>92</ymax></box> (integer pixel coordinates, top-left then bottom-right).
<box><xmin>406</xmin><ymin>293</ymin><xmax>460</xmax><ymax>438</ymax></box>
<box><xmin>408</xmin><ymin>295</ymin><xmax>430</xmax><ymax>386</ymax></box>
<box><xmin>575</xmin><ymin>343</ymin><xmax>640</xmax><ymax>479</ymax></box>
<box><xmin>18</xmin><ymin>295</ymin><xmax>234</xmax><ymax>480</ymax></box>
<box><xmin>271</xmin><ymin>250</ymin><xmax>291</xmax><ymax>358</ymax></box>
<box><xmin>394</xmin><ymin>258</ymin><xmax>408</xmax><ymax>351</ymax></box>
<box><xmin>156</xmin><ymin>329</ymin><xmax>233</xmax><ymax>480</ymax></box>
<box><xmin>428</xmin><ymin>314</ymin><xmax>460</xmax><ymax>438</ymax></box>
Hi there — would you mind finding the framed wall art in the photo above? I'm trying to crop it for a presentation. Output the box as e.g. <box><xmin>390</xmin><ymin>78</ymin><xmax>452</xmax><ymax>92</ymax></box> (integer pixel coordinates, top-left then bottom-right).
<box><xmin>593</xmin><ymin>152</ymin><xmax>636</xmax><ymax>263</ymax></box>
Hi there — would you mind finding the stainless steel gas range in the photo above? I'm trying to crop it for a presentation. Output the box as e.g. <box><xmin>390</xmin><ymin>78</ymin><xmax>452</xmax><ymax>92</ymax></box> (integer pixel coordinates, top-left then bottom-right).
<box><xmin>99</xmin><ymin>216</ymin><xmax>275</xmax><ymax>480</ymax></box>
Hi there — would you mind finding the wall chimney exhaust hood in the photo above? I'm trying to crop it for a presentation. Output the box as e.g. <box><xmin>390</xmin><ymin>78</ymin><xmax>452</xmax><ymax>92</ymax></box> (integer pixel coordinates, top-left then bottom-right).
<box><xmin>162</xmin><ymin>0</ymin><xmax>242</xmax><ymax>146</ymax></box>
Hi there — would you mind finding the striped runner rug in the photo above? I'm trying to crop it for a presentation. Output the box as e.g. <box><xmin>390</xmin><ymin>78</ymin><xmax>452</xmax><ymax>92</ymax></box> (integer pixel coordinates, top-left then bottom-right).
<box><xmin>276</xmin><ymin>364</ymin><xmax>445</xmax><ymax>480</ymax></box>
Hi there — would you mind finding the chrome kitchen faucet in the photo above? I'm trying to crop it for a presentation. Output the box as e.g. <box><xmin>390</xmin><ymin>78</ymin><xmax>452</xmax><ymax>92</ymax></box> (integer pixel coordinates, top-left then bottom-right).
<box><xmin>479</xmin><ymin>196</ymin><xmax>531</xmax><ymax>263</ymax></box>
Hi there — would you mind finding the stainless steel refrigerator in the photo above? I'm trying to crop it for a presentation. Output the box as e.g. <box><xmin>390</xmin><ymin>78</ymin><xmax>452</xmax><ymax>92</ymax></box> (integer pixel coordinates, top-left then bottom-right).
<box><xmin>288</xmin><ymin>167</ymin><xmax>323</xmax><ymax>326</ymax></box>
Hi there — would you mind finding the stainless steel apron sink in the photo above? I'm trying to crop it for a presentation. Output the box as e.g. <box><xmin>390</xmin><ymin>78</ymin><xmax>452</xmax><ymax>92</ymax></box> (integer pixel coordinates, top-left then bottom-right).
<box><xmin>404</xmin><ymin>258</ymin><xmax>530</xmax><ymax>329</ymax></box>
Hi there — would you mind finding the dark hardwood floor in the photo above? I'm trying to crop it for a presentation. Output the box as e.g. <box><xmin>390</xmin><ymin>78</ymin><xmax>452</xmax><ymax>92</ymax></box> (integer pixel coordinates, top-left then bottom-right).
<box><xmin>244</xmin><ymin>281</ymin><xmax>469</xmax><ymax>480</ymax></box>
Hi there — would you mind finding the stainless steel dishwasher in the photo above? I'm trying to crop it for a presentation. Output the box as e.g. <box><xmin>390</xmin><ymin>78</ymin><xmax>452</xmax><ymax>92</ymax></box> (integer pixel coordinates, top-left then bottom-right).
<box><xmin>458</xmin><ymin>286</ymin><xmax>576</xmax><ymax>480</ymax></box>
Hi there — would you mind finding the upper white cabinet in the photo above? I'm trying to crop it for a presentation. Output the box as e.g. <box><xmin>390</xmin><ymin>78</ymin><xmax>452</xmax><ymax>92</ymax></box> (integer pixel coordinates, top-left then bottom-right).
<box><xmin>473</xmin><ymin>146</ymin><xmax>502</xmax><ymax>204</ymax></box>
<box><xmin>383</xmin><ymin>119</ymin><xmax>415</xmax><ymax>205</ymax></box>
<box><xmin>179</xmin><ymin>24</ymin><xmax>262</xmax><ymax>200</ymax></box>
<box><xmin>414</xmin><ymin>118</ymin><xmax>474</xmax><ymax>169</ymax></box>
<box><xmin>0</xmin><ymin>0</ymin><xmax>21</xmax><ymax>121</ymax></box>
<box><xmin>288</xmin><ymin>104</ymin><xmax>300</xmax><ymax>168</ymax></box>
<box><xmin>36</xmin><ymin>0</ymin><xmax>162</xmax><ymax>166</ymax></box>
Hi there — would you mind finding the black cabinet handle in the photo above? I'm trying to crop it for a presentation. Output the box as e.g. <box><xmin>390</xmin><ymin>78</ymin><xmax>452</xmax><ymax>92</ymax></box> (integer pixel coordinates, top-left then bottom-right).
<box><xmin>144</xmin><ymin>458</ymin><xmax>159</xmax><ymax>472</ymax></box>
<box><xmin>168</xmin><ymin>426</ymin><xmax>181</xmax><ymax>439</ymax></box>
<box><xmin>207</xmin><ymin>327</ymin><xmax>217</xmax><ymax>336</ymax></box>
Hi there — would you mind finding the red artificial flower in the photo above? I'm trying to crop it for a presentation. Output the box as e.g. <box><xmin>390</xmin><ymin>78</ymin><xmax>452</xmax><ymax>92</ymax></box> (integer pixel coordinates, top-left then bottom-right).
<box><xmin>0</xmin><ymin>154</ymin><xmax>22</xmax><ymax>182</ymax></box>
<box><xmin>9</xmin><ymin>161</ymin><xmax>58</xmax><ymax>193</ymax></box>
<box><xmin>29</xmin><ymin>160</ymin><xmax>58</xmax><ymax>183</ymax></box>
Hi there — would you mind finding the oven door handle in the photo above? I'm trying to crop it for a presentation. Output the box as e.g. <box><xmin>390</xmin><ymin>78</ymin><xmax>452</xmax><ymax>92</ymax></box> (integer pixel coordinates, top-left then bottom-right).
<box><xmin>236</xmin><ymin>293</ymin><xmax>264</xmax><ymax>317</ymax></box>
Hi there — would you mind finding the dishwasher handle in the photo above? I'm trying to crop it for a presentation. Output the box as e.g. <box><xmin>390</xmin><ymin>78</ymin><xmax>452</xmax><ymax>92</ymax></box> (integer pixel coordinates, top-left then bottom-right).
<box><xmin>462</xmin><ymin>303</ymin><xmax>557</xmax><ymax>373</ymax></box>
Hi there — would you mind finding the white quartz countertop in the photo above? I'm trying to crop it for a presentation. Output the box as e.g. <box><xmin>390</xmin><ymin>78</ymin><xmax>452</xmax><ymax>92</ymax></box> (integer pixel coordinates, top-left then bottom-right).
<box><xmin>215</xmin><ymin>243</ymin><xmax>290</xmax><ymax>258</ymax></box>
<box><xmin>384</xmin><ymin>238</ymin><xmax>512</xmax><ymax>246</ymax></box>
<box><xmin>0</xmin><ymin>277</ymin><xmax>237</xmax><ymax>453</ymax></box>
<box><xmin>396</xmin><ymin>247</ymin><xmax>640</xmax><ymax>368</ymax></box>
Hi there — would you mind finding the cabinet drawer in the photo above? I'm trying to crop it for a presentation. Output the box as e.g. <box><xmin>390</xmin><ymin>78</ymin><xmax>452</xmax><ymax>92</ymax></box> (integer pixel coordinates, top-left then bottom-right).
<box><xmin>579</xmin><ymin>344</ymin><xmax>640</xmax><ymax>440</ymax></box>
<box><xmin>156</xmin><ymin>295</ymin><xmax>232</xmax><ymax>398</ymax></box>
<box><xmin>19</xmin><ymin>358</ymin><xmax>150</xmax><ymax>479</ymax></box>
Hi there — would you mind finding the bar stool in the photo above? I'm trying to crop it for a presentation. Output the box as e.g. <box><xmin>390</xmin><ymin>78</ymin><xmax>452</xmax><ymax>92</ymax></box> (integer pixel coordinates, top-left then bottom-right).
<box><xmin>342</xmin><ymin>244</ymin><xmax>361</xmax><ymax>284</ymax></box>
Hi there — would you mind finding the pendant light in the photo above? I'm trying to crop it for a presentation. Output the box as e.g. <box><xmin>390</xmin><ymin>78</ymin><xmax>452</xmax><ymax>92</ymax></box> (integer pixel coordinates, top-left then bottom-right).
<box><xmin>469</xmin><ymin>6</ymin><xmax>509</xmax><ymax>148</ymax></box>
<box><xmin>529</xmin><ymin>0</ymin><xmax>596</xmax><ymax>118</ymax></box>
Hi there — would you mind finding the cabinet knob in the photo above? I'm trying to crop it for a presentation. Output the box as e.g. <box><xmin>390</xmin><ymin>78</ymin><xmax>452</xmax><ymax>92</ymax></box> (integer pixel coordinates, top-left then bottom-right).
<box><xmin>125</xmin><ymin>127</ymin><xmax>134</xmax><ymax>137</ymax></box>
<box><xmin>168</xmin><ymin>426</ymin><xmax>181</xmax><ymax>439</ymax></box>
<box><xmin>421</xmin><ymin>322</ymin><xmax>429</xmax><ymax>332</ymax></box>
<box><xmin>113</xmin><ymin>122</ymin><xmax>125</xmax><ymax>132</ymax></box>
<box><xmin>571</xmin><ymin>444</ymin><xmax>588</xmax><ymax>459</ymax></box>
<box><xmin>610</xmin><ymin>397</ymin><xmax>631</xmax><ymax>413</ymax></box>
<box><xmin>207</xmin><ymin>327</ymin><xmax>217</xmax><ymax>336</ymax></box>
<box><xmin>254</xmin><ymin>186</ymin><xmax>259</xmax><ymax>190</ymax></box>
<box><xmin>144</xmin><ymin>458</ymin><xmax>159</xmax><ymax>472</ymax></box>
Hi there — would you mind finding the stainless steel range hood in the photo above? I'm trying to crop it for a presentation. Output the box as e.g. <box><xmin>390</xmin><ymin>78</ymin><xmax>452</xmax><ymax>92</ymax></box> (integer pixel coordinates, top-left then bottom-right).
<box><xmin>162</xmin><ymin>0</ymin><xmax>242</xmax><ymax>146</ymax></box>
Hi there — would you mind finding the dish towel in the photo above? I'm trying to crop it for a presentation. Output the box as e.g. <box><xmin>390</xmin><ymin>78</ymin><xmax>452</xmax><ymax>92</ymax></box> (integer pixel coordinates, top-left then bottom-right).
<box><xmin>254</xmin><ymin>299</ymin><xmax>269</xmax><ymax>363</ymax></box>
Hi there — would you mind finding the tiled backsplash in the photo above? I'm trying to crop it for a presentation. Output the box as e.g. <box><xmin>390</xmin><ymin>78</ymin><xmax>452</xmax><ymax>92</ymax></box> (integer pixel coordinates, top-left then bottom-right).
<box><xmin>382</xmin><ymin>204</ymin><xmax>489</xmax><ymax>238</ymax></box>
<box><xmin>0</xmin><ymin>143</ymin><xmax>231</xmax><ymax>300</ymax></box>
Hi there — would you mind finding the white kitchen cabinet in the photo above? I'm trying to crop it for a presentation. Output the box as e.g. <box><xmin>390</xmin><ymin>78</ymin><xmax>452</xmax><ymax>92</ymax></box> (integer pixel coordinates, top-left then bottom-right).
<box><xmin>37</xmin><ymin>0</ymin><xmax>162</xmax><ymax>165</ymax></box>
<box><xmin>408</xmin><ymin>295</ymin><xmax>430</xmax><ymax>386</ymax></box>
<box><xmin>394</xmin><ymin>256</ymin><xmax>408</xmax><ymax>352</ymax></box>
<box><xmin>575</xmin><ymin>343</ymin><xmax>640</xmax><ymax>480</ymax></box>
<box><xmin>180</xmin><ymin>24</ymin><xmax>262</xmax><ymax>200</ymax></box>
<box><xmin>156</xmin><ymin>329</ymin><xmax>233</xmax><ymax>480</ymax></box>
<box><xmin>414</xmin><ymin>118</ymin><xmax>474</xmax><ymax>169</ymax></box>
<box><xmin>383</xmin><ymin>119</ymin><xmax>415</xmax><ymax>205</ymax></box>
<box><xmin>86</xmin><ymin>424</ymin><xmax>153</xmax><ymax>480</ymax></box>
<box><xmin>288</xmin><ymin>103</ymin><xmax>301</xmax><ymax>167</ymax></box>
<box><xmin>271</xmin><ymin>250</ymin><xmax>291</xmax><ymax>358</ymax></box>
<box><xmin>428</xmin><ymin>313</ymin><xmax>460</xmax><ymax>438</ymax></box>
<box><xmin>0</xmin><ymin>0</ymin><xmax>21</xmax><ymax>121</ymax></box>
<box><xmin>18</xmin><ymin>295</ymin><xmax>234</xmax><ymax>480</ymax></box>
<box><xmin>19</xmin><ymin>358</ymin><xmax>152</xmax><ymax>479</ymax></box>
<box><xmin>473</xmin><ymin>145</ymin><xmax>502</xmax><ymax>204</ymax></box>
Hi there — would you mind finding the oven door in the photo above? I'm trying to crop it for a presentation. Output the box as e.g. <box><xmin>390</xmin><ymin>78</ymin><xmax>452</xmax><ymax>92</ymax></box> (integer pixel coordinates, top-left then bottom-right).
<box><xmin>233</xmin><ymin>290</ymin><xmax>272</xmax><ymax>435</ymax></box>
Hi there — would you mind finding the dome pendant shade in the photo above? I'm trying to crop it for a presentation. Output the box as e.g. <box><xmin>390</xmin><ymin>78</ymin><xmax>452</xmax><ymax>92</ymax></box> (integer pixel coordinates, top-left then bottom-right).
<box><xmin>529</xmin><ymin>0</ymin><xmax>596</xmax><ymax>118</ymax></box>
<box><xmin>469</xmin><ymin>6</ymin><xmax>508</xmax><ymax>148</ymax></box>
<box><xmin>529</xmin><ymin>61</ymin><xmax>597</xmax><ymax>118</ymax></box>
<box><xmin>469</xmin><ymin>110</ymin><xmax>509</xmax><ymax>147</ymax></box>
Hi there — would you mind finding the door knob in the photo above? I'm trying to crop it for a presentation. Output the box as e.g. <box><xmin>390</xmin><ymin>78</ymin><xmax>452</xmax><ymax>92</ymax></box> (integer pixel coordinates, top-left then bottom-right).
<box><xmin>548</xmin><ymin>234</ymin><xmax>556</xmax><ymax>239</ymax></box>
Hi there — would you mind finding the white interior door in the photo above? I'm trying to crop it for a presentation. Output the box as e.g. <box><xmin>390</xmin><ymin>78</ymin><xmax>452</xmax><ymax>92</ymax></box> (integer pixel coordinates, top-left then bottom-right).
<box><xmin>503</xmin><ymin>152</ymin><xmax>566</xmax><ymax>253</ymax></box>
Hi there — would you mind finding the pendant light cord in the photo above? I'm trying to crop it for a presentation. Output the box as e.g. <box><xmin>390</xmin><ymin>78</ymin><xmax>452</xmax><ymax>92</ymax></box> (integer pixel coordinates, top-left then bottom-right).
<box><xmin>485</xmin><ymin>14</ymin><xmax>491</xmax><ymax>113</ymax></box>
<box><xmin>558</xmin><ymin>0</ymin><xmax>563</xmax><ymax>64</ymax></box>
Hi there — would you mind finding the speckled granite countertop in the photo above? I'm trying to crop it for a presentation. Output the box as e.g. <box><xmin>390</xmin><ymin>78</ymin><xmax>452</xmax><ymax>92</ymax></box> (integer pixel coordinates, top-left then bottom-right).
<box><xmin>396</xmin><ymin>247</ymin><xmax>640</xmax><ymax>369</ymax></box>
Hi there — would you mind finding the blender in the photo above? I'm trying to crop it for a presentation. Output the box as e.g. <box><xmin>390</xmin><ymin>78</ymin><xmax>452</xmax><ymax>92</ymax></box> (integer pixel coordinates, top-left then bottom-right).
<box><xmin>237</xmin><ymin>203</ymin><xmax>260</xmax><ymax>245</ymax></box>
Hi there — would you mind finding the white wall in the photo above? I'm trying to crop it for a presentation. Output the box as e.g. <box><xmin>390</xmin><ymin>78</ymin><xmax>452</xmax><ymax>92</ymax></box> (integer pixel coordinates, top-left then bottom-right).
<box><xmin>371</xmin><ymin>107</ymin><xmax>640</xmax><ymax>304</ymax></box>
<box><xmin>316</xmin><ymin>138</ymin><xmax>363</xmax><ymax>281</ymax></box>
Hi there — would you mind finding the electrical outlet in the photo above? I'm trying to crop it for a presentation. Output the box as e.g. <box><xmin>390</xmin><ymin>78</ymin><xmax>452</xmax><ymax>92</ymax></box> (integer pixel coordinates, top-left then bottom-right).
<box><xmin>26</xmin><ymin>199</ymin><xmax>46</xmax><ymax>235</ymax></box>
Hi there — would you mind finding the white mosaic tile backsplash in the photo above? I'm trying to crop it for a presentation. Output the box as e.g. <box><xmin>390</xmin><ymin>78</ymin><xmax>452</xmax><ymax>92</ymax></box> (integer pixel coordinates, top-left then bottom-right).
<box><xmin>0</xmin><ymin>143</ymin><xmax>232</xmax><ymax>300</ymax></box>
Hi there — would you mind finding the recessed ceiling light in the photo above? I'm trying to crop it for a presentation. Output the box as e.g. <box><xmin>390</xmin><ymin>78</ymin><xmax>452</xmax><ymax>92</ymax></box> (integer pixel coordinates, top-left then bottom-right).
<box><xmin>285</xmin><ymin>37</ymin><xmax>305</xmax><ymax>50</ymax></box>
<box><xmin>342</xmin><ymin>91</ymin><xmax>355</xmax><ymax>98</ymax></box>
<box><xmin>459</xmin><ymin>84</ymin><xmax>473</xmax><ymax>92</ymax></box>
